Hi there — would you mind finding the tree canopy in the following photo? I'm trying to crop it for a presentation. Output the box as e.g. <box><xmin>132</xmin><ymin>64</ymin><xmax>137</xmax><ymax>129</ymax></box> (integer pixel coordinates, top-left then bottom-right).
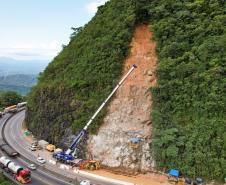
<box><xmin>0</xmin><ymin>91</ymin><xmax>23</xmax><ymax>110</ymax></box>
<box><xmin>26</xmin><ymin>0</ymin><xmax>226</xmax><ymax>180</ymax></box>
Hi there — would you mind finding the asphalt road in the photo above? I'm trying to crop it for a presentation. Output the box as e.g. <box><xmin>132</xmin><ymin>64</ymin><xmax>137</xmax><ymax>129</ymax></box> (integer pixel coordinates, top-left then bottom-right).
<box><xmin>0</xmin><ymin>113</ymin><xmax>77</xmax><ymax>185</ymax></box>
<box><xmin>2</xmin><ymin>111</ymin><xmax>129</xmax><ymax>185</ymax></box>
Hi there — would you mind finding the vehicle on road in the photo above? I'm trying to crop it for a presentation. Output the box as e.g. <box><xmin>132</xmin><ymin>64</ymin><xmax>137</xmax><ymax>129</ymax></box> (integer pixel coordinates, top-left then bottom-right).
<box><xmin>0</xmin><ymin>143</ymin><xmax>19</xmax><ymax>157</ymax></box>
<box><xmin>29</xmin><ymin>145</ymin><xmax>37</xmax><ymax>151</ymax></box>
<box><xmin>36</xmin><ymin>157</ymin><xmax>46</xmax><ymax>164</ymax></box>
<box><xmin>80</xmin><ymin>180</ymin><xmax>91</xmax><ymax>185</ymax></box>
<box><xmin>0</xmin><ymin>156</ymin><xmax>31</xmax><ymax>183</ymax></box>
<box><xmin>28</xmin><ymin>164</ymin><xmax>36</xmax><ymax>170</ymax></box>
<box><xmin>16</xmin><ymin>102</ymin><xmax>27</xmax><ymax>108</ymax></box>
<box><xmin>46</xmin><ymin>144</ymin><xmax>56</xmax><ymax>152</ymax></box>
<box><xmin>38</xmin><ymin>140</ymin><xmax>49</xmax><ymax>149</ymax></box>
<box><xmin>0</xmin><ymin>112</ymin><xmax>3</xmax><ymax>118</ymax></box>
<box><xmin>4</xmin><ymin>105</ymin><xmax>18</xmax><ymax>114</ymax></box>
<box><xmin>31</xmin><ymin>141</ymin><xmax>38</xmax><ymax>147</ymax></box>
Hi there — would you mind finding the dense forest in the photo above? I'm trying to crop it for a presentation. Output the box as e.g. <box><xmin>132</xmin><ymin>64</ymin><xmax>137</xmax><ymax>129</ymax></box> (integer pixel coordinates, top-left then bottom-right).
<box><xmin>26</xmin><ymin>0</ymin><xmax>136</xmax><ymax>143</ymax></box>
<box><xmin>26</xmin><ymin>0</ymin><xmax>226</xmax><ymax>180</ymax></box>
<box><xmin>146</xmin><ymin>0</ymin><xmax>226</xmax><ymax>180</ymax></box>
<box><xmin>0</xmin><ymin>91</ymin><xmax>23</xmax><ymax>111</ymax></box>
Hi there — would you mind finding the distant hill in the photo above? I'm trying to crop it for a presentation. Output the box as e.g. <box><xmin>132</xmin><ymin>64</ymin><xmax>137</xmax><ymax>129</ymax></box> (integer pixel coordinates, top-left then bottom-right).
<box><xmin>0</xmin><ymin>57</ymin><xmax>49</xmax><ymax>76</ymax></box>
<box><xmin>0</xmin><ymin>57</ymin><xmax>48</xmax><ymax>94</ymax></box>
<box><xmin>0</xmin><ymin>74</ymin><xmax>37</xmax><ymax>95</ymax></box>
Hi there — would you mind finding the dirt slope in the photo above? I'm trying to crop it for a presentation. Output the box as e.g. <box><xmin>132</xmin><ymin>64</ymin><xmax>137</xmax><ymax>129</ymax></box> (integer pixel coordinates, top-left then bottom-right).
<box><xmin>87</xmin><ymin>24</ymin><xmax>158</xmax><ymax>172</ymax></box>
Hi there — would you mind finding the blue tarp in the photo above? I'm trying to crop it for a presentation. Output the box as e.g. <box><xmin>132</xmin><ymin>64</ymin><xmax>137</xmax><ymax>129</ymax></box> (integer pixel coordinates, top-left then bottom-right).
<box><xmin>129</xmin><ymin>137</ymin><xmax>141</xmax><ymax>143</ymax></box>
<box><xmin>168</xmin><ymin>169</ymin><xmax>180</xmax><ymax>177</ymax></box>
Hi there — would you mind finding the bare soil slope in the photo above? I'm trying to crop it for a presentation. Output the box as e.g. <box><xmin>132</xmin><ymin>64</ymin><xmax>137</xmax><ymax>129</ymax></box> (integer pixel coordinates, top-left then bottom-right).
<box><xmin>88</xmin><ymin>24</ymin><xmax>158</xmax><ymax>172</ymax></box>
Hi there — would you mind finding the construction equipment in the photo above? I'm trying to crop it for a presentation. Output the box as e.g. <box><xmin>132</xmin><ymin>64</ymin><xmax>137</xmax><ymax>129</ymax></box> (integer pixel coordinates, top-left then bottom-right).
<box><xmin>79</xmin><ymin>160</ymin><xmax>100</xmax><ymax>170</ymax></box>
<box><xmin>46</xmin><ymin>144</ymin><xmax>56</xmax><ymax>152</ymax></box>
<box><xmin>53</xmin><ymin>64</ymin><xmax>137</xmax><ymax>164</ymax></box>
<box><xmin>129</xmin><ymin>137</ymin><xmax>142</xmax><ymax>149</ymax></box>
<box><xmin>55</xmin><ymin>148</ymin><xmax>63</xmax><ymax>153</ymax></box>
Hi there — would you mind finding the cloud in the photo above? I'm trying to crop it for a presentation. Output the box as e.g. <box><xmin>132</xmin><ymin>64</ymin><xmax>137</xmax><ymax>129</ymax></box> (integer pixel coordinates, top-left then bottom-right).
<box><xmin>85</xmin><ymin>0</ymin><xmax>109</xmax><ymax>14</ymax></box>
<box><xmin>0</xmin><ymin>40</ymin><xmax>61</xmax><ymax>61</ymax></box>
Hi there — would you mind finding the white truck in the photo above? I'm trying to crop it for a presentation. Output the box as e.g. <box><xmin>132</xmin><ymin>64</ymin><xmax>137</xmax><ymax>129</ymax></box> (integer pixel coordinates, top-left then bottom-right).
<box><xmin>17</xmin><ymin>102</ymin><xmax>27</xmax><ymax>108</ymax></box>
<box><xmin>0</xmin><ymin>156</ymin><xmax>31</xmax><ymax>183</ymax></box>
<box><xmin>38</xmin><ymin>140</ymin><xmax>49</xmax><ymax>149</ymax></box>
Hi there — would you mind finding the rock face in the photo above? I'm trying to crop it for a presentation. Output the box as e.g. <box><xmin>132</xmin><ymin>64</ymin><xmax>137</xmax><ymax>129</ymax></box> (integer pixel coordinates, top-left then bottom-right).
<box><xmin>87</xmin><ymin>24</ymin><xmax>157</xmax><ymax>172</ymax></box>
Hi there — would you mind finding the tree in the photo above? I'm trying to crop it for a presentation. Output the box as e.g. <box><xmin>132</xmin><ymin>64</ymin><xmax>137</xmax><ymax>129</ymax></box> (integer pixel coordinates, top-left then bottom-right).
<box><xmin>0</xmin><ymin>91</ymin><xmax>23</xmax><ymax>107</ymax></box>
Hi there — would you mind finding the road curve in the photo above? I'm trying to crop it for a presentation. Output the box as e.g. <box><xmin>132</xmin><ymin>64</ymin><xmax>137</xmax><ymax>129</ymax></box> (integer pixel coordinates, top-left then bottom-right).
<box><xmin>0</xmin><ymin>113</ymin><xmax>77</xmax><ymax>185</ymax></box>
<box><xmin>3</xmin><ymin>111</ymin><xmax>132</xmax><ymax>185</ymax></box>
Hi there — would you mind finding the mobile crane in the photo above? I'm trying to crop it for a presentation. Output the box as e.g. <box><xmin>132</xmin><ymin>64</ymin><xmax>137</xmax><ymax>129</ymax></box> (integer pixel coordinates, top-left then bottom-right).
<box><xmin>53</xmin><ymin>64</ymin><xmax>137</xmax><ymax>164</ymax></box>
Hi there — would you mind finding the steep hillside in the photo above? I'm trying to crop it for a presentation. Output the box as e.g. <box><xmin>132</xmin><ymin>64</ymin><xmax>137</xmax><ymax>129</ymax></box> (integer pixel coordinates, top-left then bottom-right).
<box><xmin>26</xmin><ymin>0</ymin><xmax>226</xmax><ymax>180</ymax></box>
<box><xmin>88</xmin><ymin>24</ymin><xmax>157</xmax><ymax>172</ymax></box>
<box><xmin>147</xmin><ymin>0</ymin><xmax>226</xmax><ymax>180</ymax></box>
<box><xmin>26</xmin><ymin>0</ymin><xmax>136</xmax><ymax>147</ymax></box>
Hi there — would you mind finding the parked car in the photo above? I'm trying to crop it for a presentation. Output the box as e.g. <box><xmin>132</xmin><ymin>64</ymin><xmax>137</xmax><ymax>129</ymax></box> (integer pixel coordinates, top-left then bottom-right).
<box><xmin>36</xmin><ymin>157</ymin><xmax>46</xmax><ymax>164</ymax></box>
<box><xmin>28</xmin><ymin>164</ymin><xmax>36</xmax><ymax>170</ymax></box>
<box><xmin>31</xmin><ymin>141</ymin><xmax>38</xmax><ymax>147</ymax></box>
<box><xmin>80</xmin><ymin>180</ymin><xmax>91</xmax><ymax>185</ymax></box>
<box><xmin>29</xmin><ymin>145</ymin><xmax>37</xmax><ymax>151</ymax></box>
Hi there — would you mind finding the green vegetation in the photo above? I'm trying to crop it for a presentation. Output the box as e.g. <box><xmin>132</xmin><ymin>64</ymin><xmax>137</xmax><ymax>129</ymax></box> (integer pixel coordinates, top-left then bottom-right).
<box><xmin>147</xmin><ymin>0</ymin><xmax>226</xmax><ymax>180</ymax></box>
<box><xmin>0</xmin><ymin>174</ymin><xmax>13</xmax><ymax>185</ymax></box>
<box><xmin>26</xmin><ymin>0</ymin><xmax>137</xmax><ymax>143</ymax></box>
<box><xmin>0</xmin><ymin>91</ymin><xmax>23</xmax><ymax>110</ymax></box>
<box><xmin>26</xmin><ymin>0</ymin><xmax>225</xmax><ymax>180</ymax></box>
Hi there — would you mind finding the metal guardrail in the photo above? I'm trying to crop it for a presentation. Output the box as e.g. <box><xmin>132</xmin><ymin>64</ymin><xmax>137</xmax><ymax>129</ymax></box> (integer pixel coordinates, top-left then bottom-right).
<box><xmin>1</xmin><ymin>110</ymin><xmax>136</xmax><ymax>185</ymax></box>
<box><xmin>0</xmin><ymin>111</ymin><xmax>23</xmax><ymax>185</ymax></box>
<box><xmin>1</xmin><ymin>110</ymin><xmax>80</xmax><ymax>184</ymax></box>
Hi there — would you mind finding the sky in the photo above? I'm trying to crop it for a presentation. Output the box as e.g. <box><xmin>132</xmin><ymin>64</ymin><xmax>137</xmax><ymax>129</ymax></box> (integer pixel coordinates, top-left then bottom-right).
<box><xmin>0</xmin><ymin>0</ymin><xmax>108</xmax><ymax>61</ymax></box>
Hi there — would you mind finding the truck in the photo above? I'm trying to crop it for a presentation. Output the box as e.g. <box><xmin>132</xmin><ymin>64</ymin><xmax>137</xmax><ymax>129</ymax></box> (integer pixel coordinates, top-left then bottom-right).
<box><xmin>46</xmin><ymin>144</ymin><xmax>56</xmax><ymax>152</ymax></box>
<box><xmin>53</xmin><ymin>64</ymin><xmax>137</xmax><ymax>164</ymax></box>
<box><xmin>0</xmin><ymin>156</ymin><xmax>31</xmax><ymax>183</ymax></box>
<box><xmin>17</xmin><ymin>102</ymin><xmax>27</xmax><ymax>108</ymax></box>
<box><xmin>4</xmin><ymin>105</ymin><xmax>17</xmax><ymax>114</ymax></box>
<box><xmin>1</xmin><ymin>144</ymin><xmax>19</xmax><ymax>157</ymax></box>
<box><xmin>0</xmin><ymin>139</ymin><xmax>18</xmax><ymax>157</ymax></box>
<box><xmin>38</xmin><ymin>140</ymin><xmax>49</xmax><ymax>149</ymax></box>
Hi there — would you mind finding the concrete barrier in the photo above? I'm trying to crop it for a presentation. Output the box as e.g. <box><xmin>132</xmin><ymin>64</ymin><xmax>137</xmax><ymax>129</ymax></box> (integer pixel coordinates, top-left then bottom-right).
<box><xmin>77</xmin><ymin>170</ymin><xmax>136</xmax><ymax>185</ymax></box>
<box><xmin>49</xmin><ymin>159</ymin><xmax>56</xmax><ymax>165</ymax></box>
<box><xmin>2</xmin><ymin>111</ymin><xmax>137</xmax><ymax>185</ymax></box>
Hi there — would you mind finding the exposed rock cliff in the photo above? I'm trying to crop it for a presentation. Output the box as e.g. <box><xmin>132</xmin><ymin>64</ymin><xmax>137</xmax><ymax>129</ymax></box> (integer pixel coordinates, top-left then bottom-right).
<box><xmin>87</xmin><ymin>24</ymin><xmax>157</xmax><ymax>172</ymax></box>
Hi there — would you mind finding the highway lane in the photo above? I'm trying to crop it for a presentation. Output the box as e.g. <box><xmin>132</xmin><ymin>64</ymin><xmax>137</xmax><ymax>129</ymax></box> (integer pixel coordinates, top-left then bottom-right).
<box><xmin>3</xmin><ymin>111</ymin><xmax>131</xmax><ymax>185</ymax></box>
<box><xmin>0</xmin><ymin>113</ymin><xmax>78</xmax><ymax>185</ymax></box>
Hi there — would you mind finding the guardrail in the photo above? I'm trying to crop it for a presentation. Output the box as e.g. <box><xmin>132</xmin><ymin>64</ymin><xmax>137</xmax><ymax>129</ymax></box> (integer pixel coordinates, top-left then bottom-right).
<box><xmin>1</xmin><ymin>110</ymin><xmax>80</xmax><ymax>184</ymax></box>
<box><xmin>0</xmin><ymin>110</ymin><xmax>25</xmax><ymax>185</ymax></box>
<box><xmin>2</xmin><ymin>110</ymin><xmax>136</xmax><ymax>185</ymax></box>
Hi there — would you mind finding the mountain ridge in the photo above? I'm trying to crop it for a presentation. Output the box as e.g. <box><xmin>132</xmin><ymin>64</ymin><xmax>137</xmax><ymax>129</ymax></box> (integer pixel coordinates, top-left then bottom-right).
<box><xmin>26</xmin><ymin>0</ymin><xmax>226</xmax><ymax>180</ymax></box>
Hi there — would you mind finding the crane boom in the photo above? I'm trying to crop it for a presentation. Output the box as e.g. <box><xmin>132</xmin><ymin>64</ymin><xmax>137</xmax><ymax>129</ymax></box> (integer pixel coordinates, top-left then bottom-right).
<box><xmin>84</xmin><ymin>64</ymin><xmax>137</xmax><ymax>131</ymax></box>
<box><xmin>59</xmin><ymin>64</ymin><xmax>137</xmax><ymax>159</ymax></box>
